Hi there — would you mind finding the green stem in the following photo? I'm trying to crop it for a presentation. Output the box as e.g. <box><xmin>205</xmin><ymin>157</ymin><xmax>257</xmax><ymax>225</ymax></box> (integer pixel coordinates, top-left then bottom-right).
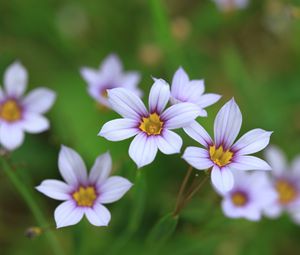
<box><xmin>1</xmin><ymin>157</ymin><xmax>64</xmax><ymax>255</ymax></box>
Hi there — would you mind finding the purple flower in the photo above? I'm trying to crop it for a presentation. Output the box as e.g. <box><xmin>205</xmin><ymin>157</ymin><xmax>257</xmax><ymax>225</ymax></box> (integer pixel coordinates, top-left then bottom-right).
<box><xmin>0</xmin><ymin>61</ymin><xmax>56</xmax><ymax>151</ymax></box>
<box><xmin>98</xmin><ymin>78</ymin><xmax>200</xmax><ymax>168</ymax></box>
<box><xmin>170</xmin><ymin>67</ymin><xmax>221</xmax><ymax>116</ymax></box>
<box><xmin>36</xmin><ymin>146</ymin><xmax>132</xmax><ymax>228</ymax></box>
<box><xmin>182</xmin><ymin>98</ymin><xmax>272</xmax><ymax>192</ymax></box>
<box><xmin>212</xmin><ymin>0</ymin><xmax>249</xmax><ymax>11</ymax></box>
<box><xmin>80</xmin><ymin>54</ymin><xmax>141</xmax><ymax>107</ymax></box>
<box><xmin>220</xmin><ymin>171</ymin><xmax>277</xmax><ymax>221</ymax></box>
<box><xmin>263</xmin><ymin>146</ymin><xmax>300</xmax><ymax>224</ymax></box>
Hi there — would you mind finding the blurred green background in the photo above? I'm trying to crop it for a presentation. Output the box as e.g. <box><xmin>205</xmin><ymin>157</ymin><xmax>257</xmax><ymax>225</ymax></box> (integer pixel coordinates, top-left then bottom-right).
<box><xmin>1</xmin><ymin>0</ymin><xmax>300</xmax><ymax>254</ymax></box>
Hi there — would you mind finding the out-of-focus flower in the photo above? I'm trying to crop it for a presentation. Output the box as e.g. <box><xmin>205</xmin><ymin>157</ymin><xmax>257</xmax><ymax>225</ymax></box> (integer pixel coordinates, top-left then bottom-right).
<box><xmin>0</xmin><ymin>61</ymin><xmax>56</xmax><ymax>151</ymax></box>
<box><xmin>138</xmin><ymin>44</ymin><xmax>163</xmax><ymax>67</ymax></box>
<box><xmin>171</xmin><ymin>17</ymin><xmax>191</xmax><ymax>42</ymax></box>
<box><xmin>25</xmin><ymin>226</ymin><xmax>43</xmax><ymax>239</ymax></box>
<box><xmin>212</xmin><ymin>0</ymin><xmax>249</xmax><ymax>12</ymax></box>
<box><xmin>80</xmin><ymin>54</ymin><xmax>142</xmax><ymax>108</ymax></box>
<box><xmin>170</xmin><ymin>67</ymin><xmax>221</xmax><ymax>116</ymax></box>
<box><xmin>99</xmin><ymin>79</ymin><xmax>201</xmax><ymax>168</ymax></box>
<box><xmin>263</xmin><ymin>146</ymin><xmax>300</xmax><ymax>224</ymax></box>
<box><xmin>36</xmin><ymin>146</ymin><xmax>132</xmax><ymax>228</ymax></box>
<box><xmin>183</xmin><ymin>99</ymin><xmax>272</xmax><ymax>192</ymax></box>
<box><xmin>220</xmin><ymin>171</ymin><xmax>277</xmax><ymax>221</ymax></box>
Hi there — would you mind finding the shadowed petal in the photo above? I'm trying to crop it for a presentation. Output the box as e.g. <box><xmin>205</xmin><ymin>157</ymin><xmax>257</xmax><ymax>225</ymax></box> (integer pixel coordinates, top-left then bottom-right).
<box><xmin>36</xmin><ymin>180</ymin><xmax>71</xmax><ymax>200</ymax></box>
<box><xmin>0</xmin><ymin>123</ymin><xmax>24</xmax><ymax>151</ymax></box>
<box><xmin>230</xmin><ymin>156</ymin><xmax>271</xmax><ymax>171</ymax></box>
<box><xmin>211</xmin><ymin>166</ymin><xmax>234</xmax><ymax>192</ymax></box>
<box><xmin>214</xmin><ymin>98</ymin><xmax>242</xmax><ymax>149</ymax></box>
<box><xmin>183</xmin><ymin>121</ymin><xmax>212</xmax><ymax>148</ymax></box>
<box><xmin>149</xmin><ymin>78</ymin><xmax>170</xmax><ymax>114</ymax></box>
<box><xmin>182</xmin><ymin>146</ymin><xmax>213</xmax><ymax>170</ymax></box>
<box><xmin>129</xmin><ymin>133</ymin><xmax>158</xmax><ymax>168</ymax></box>
<box><xmin>85</xmin><ymin>203</ymin><xmax>111</xmax><ymax>226</ymax></box>
<box><xmin>99</xmin><ymin>118</ymin><xmax>139</xmax><ymax>141</ymax></box>
<box><xmin>155</xmin><ymin>130</ymin><xmax>182</xmax><ymax>154</ymax></box>
<box><xmin>89</xmin><ymin>152</ymin><xmax>112</xmax><ymax>185</ymax></box>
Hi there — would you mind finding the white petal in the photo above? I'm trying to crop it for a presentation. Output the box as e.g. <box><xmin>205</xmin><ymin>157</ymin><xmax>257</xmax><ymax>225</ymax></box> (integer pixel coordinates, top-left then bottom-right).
<box><xmin>197</xmin><ymin>93</ymin><xmax>221</xmax><ymax>108</ymax></box>
<box><xmin>155</xmin><ymin>130</ymin><xmax>182</xmax><ymax>154</ymax></box>
<box><xmin>263</xmin><ymin>203</ymin><xmax>282</xmax><ymax>219</ymax></box>
<box><xmin>22</xmin><ymin>88</ymin><xmax>56</xmax><ymax>114</ymax></box>
<box><xmin>0</xmin><ymin>123</ymin><xmax>24</xmax><ymax>151</ymax></box>
<box><xmin>264</xmin><ymin>146</ymin><xmax>287</xmax><ymax>175</ymax></box>
<box><xmin>100</xmin><ymin>54</ymin><xmax>122</xmax><ymax>77</ymax></box>
<box><xmin>182</xmin><ymin>146</ymin><xmax>213</xmax><ymax>170</ymax></box>
<box><xmin>98</xmin><ymin>118</ymin><xmax>139</xmax><ymax>141</ymax></box>
<box><xmin>292</xmin><ymin>156</ymin><xmax>300</xmax><ymax>175</ymax></box>
<box><xmin>108</xmin><ymin>88</ymin><xmax>148</xmax><ymax>120</ymax></box>
<box><xmin>4</xmin><ymin>61</ymin><xmax>28</xmax><ymax>97</ymax></box>
<box><xmin>149</xmin><ymin>78</ymin><xmax>170</xmax><ymax>114</ymax></box>
<box><xmin>232</xmin><ymin>129</ymin><xmax>272</xmax><ymax>155</ymax></box>
<box><xmin>129</xmin><ymin>133</ymin><xmax>158</xmax><ymax>168</ymax></box>
<box><xmin>58</xmin><ymin>145</ymin><xmax>88</xmax><ymax>186</ymax></box>
<box><xmin>80</xmin><ymin>67</ymin><xmax>100</xmax><ymax>84</ymax></box>
<box><xmin>120</xmin><ymin>72</ymin><xmax>141</xmax><ymax>90</ymax></box>
<box><xmin>214</xmin><ymin>98</ymin><xmax>242</xmax><ymax>149</ymax></box>
<box><xmin>54</xmin><ymin>200</ymin><xmax>84</xmax><ymax>228</ymax></box>
<box><xmin>183</xmin><ymin>121</ymin><xmax>213</xmax><ymax>148</ymax></box>
<box><xmin>162</xmin><ymin>103</ymin><xmax>200</xmax><ymax>129</ymax></box>
<box><xmin>36</xmin><ymin>180</ymin><xmax>71</xmax><ymax>200</ymax></box>
<box><xmin>230</xmin><ymin>156</ymin><xmax>272</xmax><ymax>171</ymax></box>
<box><xmin>22</xmin><ymin>113</ymin><xmax>49</xmax><ymax>133</ymax></box>
<box><xmin>221</xmin><ymin>199</ymin><xmax>241</xmax><ymax>219</ymax></box>
<box><xmin>98</xmin><ymin>176</ymin><xmax>133</xmax><ymax>204</ymax></box>
<box><xmin>89</xmin><ymin>152</ymin><xmax>112</xmax><ymax>185</ymax></box>
<box><xmin>170</xmin><ymin>67</ymin><xmax>189</xmax><ymax>100</ymax></box>
<box><xmin>85</xmin><ymin>203</ymin><xmax>111</xmax><ymax>227</ymax></box>
<box><xmin>211</xmin><ymin>166</ymin><xmax>234</xmax><ymax>192</ymax></box>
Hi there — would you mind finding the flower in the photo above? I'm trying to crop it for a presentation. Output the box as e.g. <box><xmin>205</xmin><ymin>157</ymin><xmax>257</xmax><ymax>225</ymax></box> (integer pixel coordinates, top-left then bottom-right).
<box><xmin>170</xmin><ymin>67</ymin><xmax>221</xmax><ymax>116</ymax></box>
<box><xmin>263</xmin><ymin>146</ymin><xmax>300</xmax><ymax>224</ymax></box>
<box><xmin>220</xmin><ymin>171</ymin><xmax>277</xmax><ymax>221</ymax></box>
<box><xmin>212</xmin><ymin>0</ymin><xmax>249</xmax><ymax>12</ymax></box>
<box><xmin>98</xmin><ymin>78</ymin><xmax>201</xmax><ymax>168</ymax></box>
<box><xmin>80</xmin><ymin>54</ymin><xmax>142</xmax><ymax>107</ymax></box>
<box><xmin>36</xmin><ymin>146</ymin><xmax>132</xmax><ymax>228</ymax></box>
<box><xmin>0</xmin><ymin>61</ymin><xmax>56</xmax><ymax>151</ymax></box>
<box><xmin>182</xmin><ymin>98</ymin><xmax>272</xmax><ymax>192</ymax></box>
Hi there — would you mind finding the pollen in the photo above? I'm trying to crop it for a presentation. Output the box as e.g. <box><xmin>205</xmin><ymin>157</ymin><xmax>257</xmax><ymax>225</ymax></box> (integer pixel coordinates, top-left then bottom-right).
<box><xmin>209</xmin><ymin>145</ymin><xmax>233</xmax><ymax>167</ymax></box>
<box><xmin>231</xmin><ymin>191</ymin><xmax>248</xmax><ymax>207</ymax></box>
<box><xmin>72</xmin><ymin>186</ymin><xmax>97</xmax><ymax>207</ymax></box>
<box><xmin>139</xmin><ymin>113</ymin><xmax>163</xmax><ymax>135</ymax></box>
<box><xmin>275</xmin><ymin>180</ymin><xmax>298</xmax><ymax>205</ymax></box>
<box><xmin>0</xmin><ymin>99</ymin><xmax>22</xmax><ymax>122</ymax></box>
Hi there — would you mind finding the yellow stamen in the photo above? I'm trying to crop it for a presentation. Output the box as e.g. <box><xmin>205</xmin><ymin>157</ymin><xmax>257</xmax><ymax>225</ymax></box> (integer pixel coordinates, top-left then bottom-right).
<box><xmin>0</xmin><ymin>99</ymin><xmax>22</xmax><ymax>122</ymax></box>
<box><xmin>231</xmin><ymin>191</ymin><xmax>247</xmax><ymax>207</ymax></box>
<box><xmin>275</xmin><ymin>180</ymin><xmax>297</xmax><ymax>205</ymax></box>
<box><xmin>72</xmin><ymin>186</ymin><xmax>97</xmax><ymax>207</ymax></box>
<box><xmin>209</xmin><ymin>145</ymin><xmax>233</xmax><ymax>167</ymax></box>
<box><xmin>139</xmin><ymin>113</ymin><xmax>163</xmax><ymax>135</ymax></box>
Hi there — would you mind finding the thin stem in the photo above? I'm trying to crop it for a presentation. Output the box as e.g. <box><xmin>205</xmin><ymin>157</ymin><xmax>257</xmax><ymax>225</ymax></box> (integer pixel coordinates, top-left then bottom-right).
<box><xmin>173</xmin><ymin>166</ymin><xmax>193</xmax><ymax>216</ymax></box>
<box><xmin>1</xmin><ymin>156</ymin><xmax>64</xmax><ymax>255</ymax></box>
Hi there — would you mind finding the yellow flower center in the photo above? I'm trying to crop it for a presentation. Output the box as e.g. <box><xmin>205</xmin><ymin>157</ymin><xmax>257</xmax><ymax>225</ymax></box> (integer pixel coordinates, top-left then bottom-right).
<box><xmin>275</xmin><ymin>180</ymin><xmax>297</xmax><ymax>205</ymax></box>
<box><xmin>0</xmin><ymin>99</ymin><xmax>22</xmax><ymax>122</ymax></box>
<box><xmin>72</xmin><ymin>186</ymin><xmax>97</xmax><ymax>207</ymax></box>
<box><xmin>139</xmin><ymin>113</ymin><xmax>163</xmax><ymax>135</ymax></box>
<box><xmin>209</xmin><ymin>145</ymin><xmax>233</xmax><ymax>167</ymax></box>
<box><xmin>231</xmin><ymin>191</ymin><xmax>248</xmax><ymax>207</ymax></box>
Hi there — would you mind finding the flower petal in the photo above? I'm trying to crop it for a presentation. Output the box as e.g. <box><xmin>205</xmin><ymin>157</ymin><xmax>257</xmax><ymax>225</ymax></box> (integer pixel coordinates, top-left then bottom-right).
<box><xmin>100</xmin><ymin>54</ymin><xmax>122</xmax><ymax>77</ymax></box>
<box><xmin>98</xmin><ymin>176</ymin><xmax>133</xmax><ymax>204</ymax></box>
<box><xmin>36</xmin><ymin>180</ymin><xmax>71</xmax><ymax>200</ymax></box>
<box><xmin>120</xmin><ymin>72</ymin><xmax>141</xmax><ymax>90</ymax></box>
<box><xmin>232</xmin><ymin>129</ymin><xmax>272</xmax><ymax>156</ymax></box>
<box><xmin>264</xmin><ymin>146</ymin><xmax>287</xmax><ymax>175</ymax></box>
<box><xmin>182</xmin><ymin>146</ymin><xmax>213</xmax><ymax>170</ymax></box>
<box><xmin>129</xmin><ymin>133</ymin><xmax>158</xmax><ymax>168</ymax></box>
<box><xmin>22</xmin><ymin>113</ymin><xmax>49</xmax><ymax>133</ymax></box>
<box><xmin>54</xmin><ymin>200</ymin><xmax>84</xmax><ymax>228</ymax></box>
<box><xmin>183</xmin><ymin>121</ymin><xmax>213</xmax><ymax>148</ymax></box>
<box><xmin>22</xmin><ymin>88</ymin><xmax>56</xmax><ymax>114</ymax></box>
<box><xmin>197</xmin><ymin>93</ymin><xmax>221</xmax><ymax>108</ymax></box>
<box><xmin>85</xmin><ymin>203</ymin><xmax>111</xmax><ymax>226</ymax></box>
<box><xmin>80</xmin><ymin>67</ymin><xmax>100</xmax><ymax>84</ymax></box>
<box><xmin>162</xmin><ymin>102</ymin><xmax>200</xmax><ymax>129</ymax></box>
<box><xmin>170</xmin><ymin>67</ymin><xmax>189</xmax><ymax>100</ymax></box>
<box><xmin>155</xmin><ymin>130</ymin><xmax>182</xmax><ymax>154</ymax></box>
<box><xmin>89</xmin><ymin>152</ymin><xmax>112</xmax><ymax>185</ymax></box>
<box><xmin>58</xmin><ymin>145</ymin><xmax>88</xmax><ymax>186</ymax></box>
<box><xmin>214</xmin><ymin>98</ymin><xmax>242</xmax><ymax>149</ymax></box>
<box><xmin>230</xmin><ymin>156</ymin><xmax>272</xmax><ymax>171</ymax></box>
<box><xmin>211</xmin><ymin>166</ymin><xmax>234</xmax><ymax>192</ymax></box>
<box><xmin>0</xmin><ymin>123</ymin><xmax>24</xmax><ymax>151</ymax></box>
<box><xmin>108</xmin><ymin>88</ymin><xmax>148</xmax><ymax>120</ymax></box>
<box><xmin>149</xmin><ymin>78</ymin><xmax>170</xmax><ymax>114</ymax></box>
<box><xmin>98</xmin><ymin>118</ymin><xmax>139</xmax><ymax>141</ymax></box>
<box><xmin>292</xmin><ymin>156</ymin><xmax>300</xmax><ymax>175</ymax></box>
<box><xmin>4</xmin><ymin>61</ymin><xmax>28</xmax><ymax>97</ymax></box>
